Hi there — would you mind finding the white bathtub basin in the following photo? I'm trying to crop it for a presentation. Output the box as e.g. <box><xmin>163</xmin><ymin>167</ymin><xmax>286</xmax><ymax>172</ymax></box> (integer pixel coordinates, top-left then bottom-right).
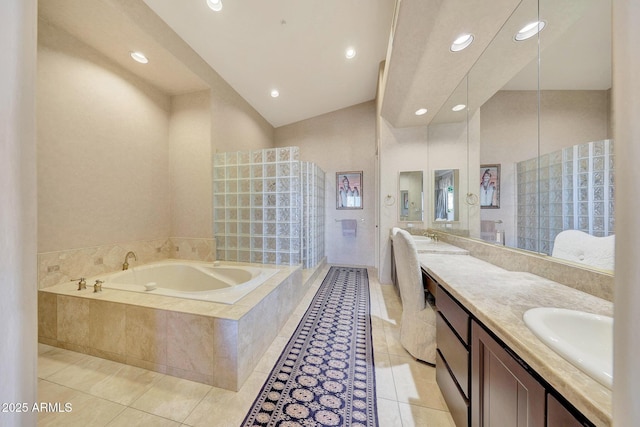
<box><xmin>523</xmin><ymin>307</ymin><xmax>613</xmax><ymax>389</ymax></box>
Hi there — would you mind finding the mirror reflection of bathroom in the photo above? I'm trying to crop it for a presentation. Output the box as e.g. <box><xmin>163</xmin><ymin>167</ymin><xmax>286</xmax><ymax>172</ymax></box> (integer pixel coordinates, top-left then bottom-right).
<box><xmin>398</xmin><ymin>171</ymin><xmax>424</xmax><ymax>222</ymax></box>
<box><xmin>433</xmin><ymin>169</ymin><xmax>459</xmax><ymax>222</ymax></box>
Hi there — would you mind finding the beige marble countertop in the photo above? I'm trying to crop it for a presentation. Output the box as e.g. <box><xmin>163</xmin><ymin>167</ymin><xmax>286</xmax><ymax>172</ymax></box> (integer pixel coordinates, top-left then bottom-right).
<box><xmin>414</xmin><ymin>240</ymin><xmax>469</xmax><ymax>254</ymax></box>
<box><xmin>419</xmin><ymin>252</ymin><xmax>613</xmax><ymax>427</ymax></box>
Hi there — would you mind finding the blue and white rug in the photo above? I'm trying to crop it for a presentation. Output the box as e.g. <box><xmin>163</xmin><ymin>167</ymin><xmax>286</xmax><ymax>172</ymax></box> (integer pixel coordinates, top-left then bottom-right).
<box><xmin>241</xmin><ymin>266</ymin><xmax>378</xmax><ymax>427</ymax></box>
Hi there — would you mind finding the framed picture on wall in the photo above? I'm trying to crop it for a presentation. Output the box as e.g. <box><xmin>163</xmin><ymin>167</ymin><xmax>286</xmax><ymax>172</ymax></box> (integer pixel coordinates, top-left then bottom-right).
<box><xmin>480</xmin><ymin>164</ymin><xmax>500</xmax><ymax>208</ymax></box>
<box><xmin>336</xmin><ymin>171</ymin><xmax>363</xmax><ymax>209</ymax></box>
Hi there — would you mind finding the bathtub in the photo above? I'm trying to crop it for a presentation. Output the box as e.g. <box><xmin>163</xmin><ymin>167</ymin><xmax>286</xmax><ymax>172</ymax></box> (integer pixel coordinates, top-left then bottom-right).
<box><xmin>99</xmin><ymin>261</ymin><xmax>278</xmax><ymax>304</ymax></box>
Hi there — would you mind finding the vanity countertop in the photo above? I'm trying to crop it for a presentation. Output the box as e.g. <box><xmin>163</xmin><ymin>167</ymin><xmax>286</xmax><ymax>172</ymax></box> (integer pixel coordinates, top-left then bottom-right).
<box><xmin>414</xmin><ymin>240</ymin><xmax>469</xmax><ymax>255</ymax></box>
<box><xmin>418</xmin><ymin>252</ymin><xmax>613</xmax><ymax>427</ymax></box>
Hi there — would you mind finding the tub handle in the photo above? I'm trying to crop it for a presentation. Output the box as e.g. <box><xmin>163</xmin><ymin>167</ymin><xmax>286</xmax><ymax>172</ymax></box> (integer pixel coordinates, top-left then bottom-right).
<box><xmin>72</xmin><ymin>278</ymin><xmax>87</xmax><ymax>291</ymax></box>
<box><xmin>93</xmin><ymin>280</ymin><xmax>103</xmax><ymax>293</ymax></box>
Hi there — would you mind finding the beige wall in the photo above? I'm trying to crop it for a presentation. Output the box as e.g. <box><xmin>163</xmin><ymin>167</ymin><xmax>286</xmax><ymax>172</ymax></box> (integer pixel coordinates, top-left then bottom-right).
<box><xmin>170</xmin><ymin>91</ymin><xmax>213</xmax><ymax>238</ymax></box>
<box><xmin>613</xmin><ymin>0</ymin><xmax>640</xmax><ymax>425</ymax></box>
<box><xmin>378</xmin><ymin>121</ymin><xmax>430</xmax><ymax>282</ymax></box>
<box><xmin>210</xmin><ymin>87</ymin><xmax>274</xmax><ymax>154</ymax></box>
<box><xmin>1</xmin><ymin>0</ymin><xmax>38</xmax><ymax>422</ymax></box>
<box><xmin>37</xmin><ymin>21</ymin><xmax>172</xmax><ymax>252</ymax></box>
<box><xmin>275</xmin><ymin>102</ymin><xmax>377</xmax><ymax>267</ymax></box>
<box><xmin>479</xmin><ymin>89</ymin><xmax>610</xmax><ymax>247</ymax></box>
<box><xmin>37</xmin><ymin>20</ymin><xmax>275</xmax><ymax>257</ymax></box>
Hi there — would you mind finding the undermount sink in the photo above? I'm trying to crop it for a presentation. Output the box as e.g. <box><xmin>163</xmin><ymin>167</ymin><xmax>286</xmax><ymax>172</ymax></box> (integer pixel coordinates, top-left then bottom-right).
<box><xmin>523</xmin><ymin>307</ymin><xmax>613</xmax><ymax>389</ymax></box>
<box><xmin>411</xmin><ymin>235</ymin><xmax>433</xmax><ymax>242</ymax></box>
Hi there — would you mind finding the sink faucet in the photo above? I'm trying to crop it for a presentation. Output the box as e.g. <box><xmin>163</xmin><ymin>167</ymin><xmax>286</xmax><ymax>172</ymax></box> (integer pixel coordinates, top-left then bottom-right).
<box><xmin>122</xmin><ymin>251</ymin><xmax>137</xmax><ymax>270</ymax></box>
<box><xmin>423</xmin><ymin>232</ymin><xmax>439</xmax><ymax>242</ymax></box>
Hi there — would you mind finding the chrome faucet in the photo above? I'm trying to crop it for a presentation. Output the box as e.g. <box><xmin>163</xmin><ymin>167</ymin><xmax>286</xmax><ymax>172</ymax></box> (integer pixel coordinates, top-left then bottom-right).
<box><xmin>122</xmin><ymin>251</ymin><xmax>137</xmax><ymax>270</ymax></box>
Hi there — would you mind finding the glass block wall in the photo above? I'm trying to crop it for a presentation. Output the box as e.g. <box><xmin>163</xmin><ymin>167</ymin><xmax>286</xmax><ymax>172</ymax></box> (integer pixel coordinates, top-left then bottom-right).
<box><xmin>213</xmin><ymin>147</ymin><xmax>325</xmax><ymax>268</ymax></box>
<box><xmin>517</xmin><ymin>139</ymin><xmax>614</xmax><ymax>255</ymax></box>
<box><xmin>301</xmin><ymin>162</ymin><xmax>325</xmax><ymax>268</ymax></box>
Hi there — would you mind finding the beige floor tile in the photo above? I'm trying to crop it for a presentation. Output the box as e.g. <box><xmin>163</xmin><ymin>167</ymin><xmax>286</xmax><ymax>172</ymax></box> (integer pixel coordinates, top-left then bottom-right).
<box><xmin>47</xmin><ymin>354</ymin><xmax>163</xmax><ymax>406</ymax></box>
<box><xmin>184</xmin><ymin>373</ymin><xmax>265</xmax><ymax>427</ymax></box>
<box><xmin>398</xmin><ymin>402</ymin><xmax>457</xmax><ymax>427</ymax></box>
<box><xmin>389</xmin><ymin>354</ymin><xmax>446</xmax><ymax>410</ymax></box>
<box><xmin>130</xmin><ymin>375</ymin><xmax>211</xmax><ymax>422</ymax></box>
<box><xmin>37</xmin><ymin>380</ymin><xmax>125</xmax><ymax>427</ymax></box>
<box><xmin>38</xmin><ymin>343</ymin><xmax>56</xmax><ymax>354</ymax></box>
<box><xmin>373</xmin><ymin>352</ymin><xmax>398</xmax><ymax>401</ymax></box>
<box><xmin>105</xmin><ymin>407</ymin><xmax>181</xmax><ymax>427</ymax></box>
<box><xmin>376</xmin><ymin>398</ymin><xmax>403</xmax><ymax>427</ymax></box>
<box><xmin>38</xmin><ymin>347</ymin><xmax>90</xmax><ymax>379</ymax></box>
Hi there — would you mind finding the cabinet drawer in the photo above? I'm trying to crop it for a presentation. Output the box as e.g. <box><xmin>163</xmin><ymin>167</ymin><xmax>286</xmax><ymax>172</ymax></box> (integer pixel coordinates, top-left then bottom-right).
<box><xmin>422</xmin><ymin>269</ymin><xmax>438</xmax><ymax>296</ymax></box>
<box><xmin>437</xmin><ymin>351</ymin><xmax>469</xmax><ymax>427</ymax></box>
<box><xmin>437</xmin><ymin>285</ymin><xmax>470</xmax><ymax>345</ymax></box>
<box><xmin>437</xmin><ymin>312</ymin><xmax>469</xmax><ymax>398</ymax></box>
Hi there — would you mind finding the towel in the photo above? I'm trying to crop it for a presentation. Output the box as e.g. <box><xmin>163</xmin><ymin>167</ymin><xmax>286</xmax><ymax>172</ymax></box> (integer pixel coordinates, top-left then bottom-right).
<box><xmin>342</xmin><ymin>219</ymin><xmax>357</xmax><ymax>237</ymax></box>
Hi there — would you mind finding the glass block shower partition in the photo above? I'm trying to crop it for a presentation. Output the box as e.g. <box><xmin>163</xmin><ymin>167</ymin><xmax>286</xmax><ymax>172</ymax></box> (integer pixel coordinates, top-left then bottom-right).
<box><xmin>517</xmin><ymin>139</ymin><xmax>614</xmax><ymax>255</ymax></box>
<box><xmin>301</xmin><ymin>162</ymin><xmax>325</xmax><ymax>268</ymax></box>
<box><xmin>213</xmin><ymin>147</ymin><xmax>325</xmax><ymax>268</ymax></box>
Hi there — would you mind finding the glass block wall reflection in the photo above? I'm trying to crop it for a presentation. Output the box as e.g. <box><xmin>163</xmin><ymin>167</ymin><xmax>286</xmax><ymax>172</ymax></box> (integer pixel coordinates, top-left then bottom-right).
<box><xmin>517</xmin><ymin>139</ymin><xmax>614</xmax><ymax>255</ymax></box>
<box><xmin>213</xmin><ymin>147</ymin><xmax>325</xmax><ymax>267</ymax></box>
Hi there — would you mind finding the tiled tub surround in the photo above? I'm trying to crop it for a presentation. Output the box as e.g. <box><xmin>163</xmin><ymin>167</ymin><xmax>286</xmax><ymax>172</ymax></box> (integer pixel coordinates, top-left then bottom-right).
<box><xmin>37</xmin><ymin>237</ymin><xmax>216</xmax><ymax>289</ymax></box>
<box><xmin>420</xmin><ymin>252</ymin><xmax>613</xmax><ymax>426</ymax></box>
<box><xmin>413</xmin><ymin>228</ymin><xmax>614</xmax><ymax>302</ymax></box>
<box><xmin>38</xmin><ymin>262</ymin><xmax>311</xmax><ymax>391</ymax></box>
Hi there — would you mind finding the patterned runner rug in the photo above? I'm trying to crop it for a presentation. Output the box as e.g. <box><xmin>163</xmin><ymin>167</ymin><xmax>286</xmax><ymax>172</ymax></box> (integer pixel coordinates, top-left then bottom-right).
<box><xmin>241</xmin><ymin>266</ymin><xmax>378</xmax><ymax>427</ymax></box>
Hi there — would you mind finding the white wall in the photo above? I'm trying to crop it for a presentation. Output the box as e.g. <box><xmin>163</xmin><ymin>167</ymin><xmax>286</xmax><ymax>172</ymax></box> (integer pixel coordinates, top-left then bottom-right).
<box><xmin>613</xmin><ymin>0</ymin><xmax>640</xmax><ymax>425</ymax></box>
<box><xmin>275</xmin><ymin>102</ymin><xmax>377</xmax><ymax>267</ymax></box>
<box><xmin>0</xmin><ymin>0</ymin><xmax>38</xmax><ymax>424</ymax></box>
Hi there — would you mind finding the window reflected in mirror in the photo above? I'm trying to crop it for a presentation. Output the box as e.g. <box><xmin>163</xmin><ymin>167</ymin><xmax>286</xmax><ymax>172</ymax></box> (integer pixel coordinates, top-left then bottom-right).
<box><xmin>434</xmin><ymin>169</ymin><xmax>459</xmax><ymax>222</ymax></box>
<box><xmin>398</xmin><ymin>171</ymin><xmax>423</xmax><ymax>222</ymax></box>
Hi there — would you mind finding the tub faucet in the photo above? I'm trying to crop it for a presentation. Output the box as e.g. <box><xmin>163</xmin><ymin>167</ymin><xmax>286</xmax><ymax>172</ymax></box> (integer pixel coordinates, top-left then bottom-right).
<box><xmin>122</xmin><ymin>251</ymin><xmax>137</xmax><ymax>270</ymax></box>
<box><xmin>72</xmin><ymin>278</ymin><xmax>87</xmax><ymax>290</ymax></box>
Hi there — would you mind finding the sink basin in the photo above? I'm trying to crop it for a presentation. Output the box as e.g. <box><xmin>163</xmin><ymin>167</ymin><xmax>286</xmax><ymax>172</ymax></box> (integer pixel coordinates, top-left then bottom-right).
<box><xmin>523</xmin><ymin>307</ymin><xmax>613</xmax><ymax>389</ymax></box>
<box><xmin>411</xmin><ymin>235</ymin><xmax>433</xmax><ymax>242</ymax></box>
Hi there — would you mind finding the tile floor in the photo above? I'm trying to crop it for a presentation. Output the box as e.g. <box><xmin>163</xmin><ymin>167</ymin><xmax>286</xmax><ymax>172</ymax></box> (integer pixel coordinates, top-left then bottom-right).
<box><xmin>37</xmin><ymin>265</ymin><xmax>456</xmax><ymax>426</ymax></box>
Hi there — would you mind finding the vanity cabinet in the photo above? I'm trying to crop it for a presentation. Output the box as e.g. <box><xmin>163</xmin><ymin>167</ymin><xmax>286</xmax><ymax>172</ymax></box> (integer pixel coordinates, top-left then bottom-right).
<box><xmin>471</xmin><ymin>321</ymin><xmax>545</xmax><ymax>427</ymax></box>
<box><xmin>433</xmin><ymin>282</ymin><xmax>595</xmax><ymax>427</ymax></box>
<box><xmin>436</xmin><ymin>284</ymin><xmax>471</xmax><ymax>427</ymax></box>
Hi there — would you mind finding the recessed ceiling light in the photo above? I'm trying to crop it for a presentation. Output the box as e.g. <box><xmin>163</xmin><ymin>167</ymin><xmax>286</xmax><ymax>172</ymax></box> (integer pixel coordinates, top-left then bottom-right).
<box><xmin>206</xmin><ymin>0</ymin><xmax>223</xmax><ymax>12</ymax></box>
<box><xmin>345</xmin><ymin>48</ymin><xmax>356</xmax><ymax>59</ymax></box>
<box><xmin>130</xmin><ymin>51</ymin><xmax>148</xmax><ymax>64</ymax></box>
<box><xmin>450</xmin><ymin>34</ymin><xmax>474</xmax><ymax>52</ymax></box>
<box><xmin>452</xmin><ymin>104</ymin><xmax>466</xmax><ymax>112</ymax></box>
<box><xmin>415</xmin><ymin>108</ymin><xmax>428</xmax><ymax>116</ymax></box>
<box><xmin>515</xmin><ymin>20</ymin><xmax>546</xmax><ymax>41</ymax></box>
<box><xmin>271</xmin><ymin>89</ymin><xmax>280</xmax><ymax>98</ymax></box>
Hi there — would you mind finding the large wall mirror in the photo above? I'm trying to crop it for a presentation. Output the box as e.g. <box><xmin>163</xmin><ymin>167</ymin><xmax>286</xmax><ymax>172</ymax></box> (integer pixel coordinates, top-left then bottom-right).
<box><xmin>398</xmin><ymin>171</ymin><xmax>424</xmax><ymax>222</ymax></box>
<box><xmin>431</xmin><ymin>0</ymin><xmax>614</xmax><ymax>272</ymax></box>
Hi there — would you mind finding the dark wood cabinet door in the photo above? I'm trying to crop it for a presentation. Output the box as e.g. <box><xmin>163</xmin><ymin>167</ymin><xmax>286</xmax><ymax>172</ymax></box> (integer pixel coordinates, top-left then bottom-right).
<box><xmin>471</xmin><ymin>321</ymin><xmax>545</xmax><ymax>427</ymax></box>
<box><xmin>547</xmin><ymin>394</ymin><xmax>591</xmax><ymax>427</ymax></box>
